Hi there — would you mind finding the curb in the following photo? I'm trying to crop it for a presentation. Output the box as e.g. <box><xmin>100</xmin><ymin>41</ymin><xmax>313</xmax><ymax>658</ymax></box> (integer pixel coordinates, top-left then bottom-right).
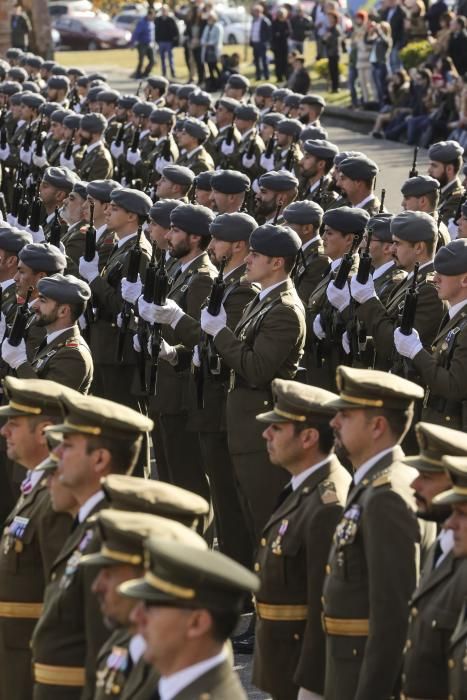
<box><xmin>323</xmin><ymin>105</ymin><xmax>379</xmax><ymax>135</ymax></box>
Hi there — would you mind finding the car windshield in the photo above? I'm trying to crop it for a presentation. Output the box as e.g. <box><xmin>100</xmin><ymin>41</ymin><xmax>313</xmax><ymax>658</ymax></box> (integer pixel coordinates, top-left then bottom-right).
<box><xmin>85</xmin><ymin>18</ymin><xmax>114</xmax><ymax>29</ymax></box>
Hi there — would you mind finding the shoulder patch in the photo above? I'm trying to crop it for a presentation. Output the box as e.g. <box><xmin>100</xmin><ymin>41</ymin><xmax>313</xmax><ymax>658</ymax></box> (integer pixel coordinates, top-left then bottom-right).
<box><xmin>319</xmin><ymin>480</ymin><xmax>339</xmax><ymax>504</ymax></box>
<box><xmin>371</xmin><ymin>469</ymin><xmax>392</xmax><ymax>488</ymax></box>
<box><xmin>65</xmin><ymin>341</ymin><xmax>79</xmax><ymax>348</ymax></box>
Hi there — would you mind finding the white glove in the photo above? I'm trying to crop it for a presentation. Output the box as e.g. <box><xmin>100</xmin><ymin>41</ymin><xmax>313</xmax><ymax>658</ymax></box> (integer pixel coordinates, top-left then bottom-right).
<box><xmin>251</xmin><ymin>178</ymin><xmax>260</xmax><ymax>194</ymax></box>
<box><xmin>192</xmin><ymin>345</ymin><xmax>201</xmax><ymax>367</ymax></box>
<box><xmin>326</xmin><ymin>281</ymin><xmax>351</xmax><ymax>312</ymax></box>
<box><xmin>350</xmin><ymin>274</ymin><xmax>376</xmax><ymax>304</ymax></box>
<box><xmin>1</xmin><ymin>337</ymin><xmax>27</xmax><ymax>369</ymax></box>
<box><xmin>19</xmin><ymin>147</ymin><xmax>32</xmax><ymax>165</ymax></box>
<box><xmin>394</xmin><ymin>327</ymin><xmax>423</xmax><ymax>359</ymax></box>
<box><xmin>116</xmin><ymin>312</ymin><xmax>123</xmax><ymax>328</ymax></box>
<box><xmin>59</xmin><ymin>152</ymin><xmax>75</xmax><ymax>170</ymax></box>
<box><xmin>159</xmin><ymin>338</ymin><xmax>177</xmax><ymax>365</ymax></box>
<box><xmin>126</xmin><ymin>148</ymin><xmax>141</xmax><ymax>165</ymax></box>
<box><xmin>447</xmin><ymin>217</ymin><xmax>458</xmax><ymax>240</ymax></box>
<box><xmin>312</xmin><ymin>314</ymin><xmax>326</xmax><ymax>340</ymax></box>
<box><xmin>342</xmin><ymin>330</ymin><xmax>351</xmax><ymax>355</ymax></box>
<box><xmin>0</xmin><ymin>315</ymin><xmax>6</xmax><ymax>342</ymax></box>
<box><xmin>32</xmin><ymin>152</ymin><xmax>48</xmax><ymax>168</ymax></box>
<box><xmin>152</xmin><ymin>298</ymin><xmax>184</xmax><ymax>328</ymax></box>
<box><xmin>79</xmin><ymin>253</ymin><xmax>100</xmax><ymax>283</ymax></box>
<box><xmin>138</xmin><ymin>296</ymin><xmax>157</xmax><ymax>324</ymax></box>
<box><xmin>133</xmin><ymin>333</ymin><xmax>141</xmax><ymax>353</ymax></box>
<box><xmin>242</xmin><ymin>152</ymin><xmax>256</xmax><ymax>169</ymax></box>
<box><xmin>6</xmin><ymin>213</ymin><xmax>17</xmax><ymax>227</ymax></box>
<box><xmin>221</xmin><ymin>139</ymin><xmax>235</xmax><ymax>156</ymax></box>
<box><xmin>121</xmin><ymin>275</ymin><xmax>142</xmax><ymax>304</ymax></box>
<box><xmin>200</xmin><ymin>305</ymin><xmax>227</xmax><ymax>337</ymax></box>
<box><xmin>73</xmin><ymin>102</ymin><xmax>81</xmax><ymax>113</ymax></box>
<box><xmin>260</xmin><ymin>152</ymin><xmax>275</xmax><ymax>171</ymax></box>
<box><xmin>111</xmin><ymin>141</ymin><xmax>125</xmax><ymax>159</ymax></box>
<box><xmin>298</xmin><ymin>689</ymin><xmax>323</xmax><ymax>700</ymax></box>
<box><xmin>25</xmin><ymin>224</ymin><xmax>45</xmax><ymax>243</ymax></box>
<box><xmin>0</xmin><ymin>144</ymin><xmax>10</xmax><ymax>161</ymax></box>
<box><xmin>155</xmin><ymin>155</ymin><xmax>172</xmax><ymax>175</ymax></box>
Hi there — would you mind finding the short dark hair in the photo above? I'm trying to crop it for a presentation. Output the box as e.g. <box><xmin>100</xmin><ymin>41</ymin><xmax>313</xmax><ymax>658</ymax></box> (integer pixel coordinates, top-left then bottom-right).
<box><xmin>323</xmin><ymin>156</ymin><xmax>334</xmax><ymax>174</ymax></box>
<box><xmin>85</xmin><ymin>434</ymin><xmax>143</xmax><ymax>474</ymax></box>
<box><xmin>208</xmin><ymin>608</ymin><xmax>240</xmax><ymax>642</ymax></box>
<box><xmin>293</xmin><ymin>419</ymin><xmax>335</xmax><ymax>453</ymax></box>
<box><xmin>420</xmin><ymin>189</ymin><xmax>439</xmax><ymax>210</ymax></box>
<box><xmin>283</xmin><ymin>254</ymin><xmax>298</xmax><ymax>274</ymax></box>
<box><xmin>363</xmin><ymin>406</ymin><xmax>414</xmax><ymax>442</ymax></box>
<box><xmin>448</xmin><ymin>156</ymin><xmax>463</xmax><ymax>174</ymax></box>
<box><xmin>68</xmin><ymin>300</ymin><xmax>86</xmax><ymax>323</ymax></box>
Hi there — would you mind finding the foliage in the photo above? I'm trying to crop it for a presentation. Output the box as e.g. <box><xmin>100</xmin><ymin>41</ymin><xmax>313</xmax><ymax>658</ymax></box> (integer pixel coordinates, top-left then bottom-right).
<box><xmin>399</xmin><ymin>40</ymin><xmax>433</xmax><ymax>70</ymax></box>
<box><xmin>312</xmin><ymin>58</ymin><xmax>345</xmax><ymax>80</ymax></box>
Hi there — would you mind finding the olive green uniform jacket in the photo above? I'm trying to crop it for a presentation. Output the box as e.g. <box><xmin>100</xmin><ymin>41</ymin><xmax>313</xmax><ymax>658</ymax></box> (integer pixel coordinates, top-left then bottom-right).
<box><xmin>31</xmin><ymin>499</ymin><xmax>108</xmax><ymax>700</ymax></box>
<box><xmin>322</xmin><ymin>447</ymin><xmax>425</xmax><ymax>700</ymax></box>
<box><xmin>357</xmin><ymin>262</ymin><xmax>447</xmax><ymax>372</ymax></box>
<box><xmin>402</xmin><ymin>548</ymin><xmax>467</xmax><ymax>699</ymax></box>
<box><xmin>0</xmin><ymin>478</ymin><xmax>72</xmax><ymax>700</ymax></box>
<box><xmin>177</xmin><ymin>145</ymin><xmax>214</xmax><ymax>175</ymax></box>
<box><xmin>61</xmin><ymin>219</ymin><xmax>87</xmax><ymax>274</ymax></box>
<box><xmin>77</xmin><ymin>142</ymin><xmax>114</xmax><ymax>181</ymax></box>
<box><xmin>437</xmin><ymin>177</ymin><xmax>465</xmax><ymax>226</ymax></box>
<box><xmin>212</xmin><ymin>124</ymin><xmax>241</xmax><ymax>168</ymax></box>
<box><xmin>168</xmin><ymin>659</ymin><xmax>247</xmax><ymax>700</ymax></box>
<box><xmin>413</xmin><ymin>304</ymin><xmax>467</xmax><ymax>430</ymax></box>
<box><xmin>448</xmin><ymin>599</ymin><xmax>467</xmax><ymax>700</ymax></box>
<box><xmin>94</xmin><ymin>628</ymin><xmax>158</xmax><ymax>700</ymax></box>
<box><xmin>16</xmin><ymin>325</ymin><xmax>93</xmax><ymax>394</ymax></box>
<box><xmin>293</xmin><ymin>238</ymin><xmax>330</xmax><ymax>306</ymax></box>
<box><xmin>253</xmin><ymin>457</ymin><xmax>351</xmax><ymax>700</ymax></box>
<box><xmin>137</xmin><ymin>134</ymin><xmax>179</xmax><ymax>188</ymax></box>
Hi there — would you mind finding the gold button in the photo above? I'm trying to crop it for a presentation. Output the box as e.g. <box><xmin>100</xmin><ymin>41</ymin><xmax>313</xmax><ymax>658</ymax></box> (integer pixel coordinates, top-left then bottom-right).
<box><xmin>51</xmin><ymin>572</ymin><xmax>57</xmax><ymax>581</ymax></box>
<box><xmin>406</xmin><ymin>639</ymin><xmax>412</xmax><ymax>649</ymax></box>
<box><xmin>321</xmin><ymin>596</ymin><xmax>325</xmax><ymax>605</ymax></box>
<box><xmin>448</xmin><ymin>658</ymin><xmax>455</xmax><ymax>669</ymax></box>
<box><xmin>352</xmin><ymin>649</ymin><xmax>357</xmax><ymax>656</ymax></box>
<box><xmin>432</xmin><ymin>620</ymin><xmax>437</xmax><ymax>628</ymax></box>
<box><xmin>410</xmin><ymin>607</ymin><xmax>418</xmax><ymax>617</ymax></box>
<box><xmin>325</xmin><ymin>564</ymin><xmax>331</xmax><ymax>574</ymax></box>
<box><xmin>254</xmin><ymin>563</ymin><xmax>260</xmax><ymax>572</ymax></box>
<box><xmin>260</xmin><ymin>538</ymin><xmax>266</xmax><ymax>546</ymax></box>
<box><xmin>446</xmin><ymin>416</ymin><xmax>451</xmax><ymax>422</ymax></box>
<box><xmin>293</xmin><ymin>633</ymin><xmax>300</xmax><ymax>640</ymax></box>
<box><xmin>263</xmin><ymin>401</ymin><xmax>269</xmax><ymax>406</ymax></box>
<box><xmin>362</xmin><ymin>478</ymin><xmax>369</xmax><ymax>485</ymax></box>
<box><xmin>448</xmin><ymin>694</ymin><xmax>454</xmax><ymax>700</ymax></box>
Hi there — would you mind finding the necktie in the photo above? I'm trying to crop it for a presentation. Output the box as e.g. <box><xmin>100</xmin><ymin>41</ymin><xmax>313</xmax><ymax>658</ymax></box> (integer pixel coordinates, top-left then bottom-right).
<box><xmin>275</xmin><ymin>483</ymin><xmax>293</xmax><ymax>509</ymax></box>
<box><xmin>35</xmin><ymin>337</ymin><xmax>48</xmax><ymax>356</ymax></box>
<box><xmin>70</xmin><ymin>515</ymin><xmax>80</xmax><ymax>533</ymax></box>
<box><xmin>20</xmin><ymin>471</ymin><xmax>33</xmax><ymax>495</ymax></box>
<box><xmin>432</xmin><ymin>537</ymin><xmax>443</xmax><ymax>569</ymax></box>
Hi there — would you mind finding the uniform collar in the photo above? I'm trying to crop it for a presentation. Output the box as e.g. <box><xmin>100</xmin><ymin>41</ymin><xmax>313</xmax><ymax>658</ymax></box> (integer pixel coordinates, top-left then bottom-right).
<box><xmin>158</xmin><ymin>649</ymin><xmax>227</xmax><ymax>700</ymax></box>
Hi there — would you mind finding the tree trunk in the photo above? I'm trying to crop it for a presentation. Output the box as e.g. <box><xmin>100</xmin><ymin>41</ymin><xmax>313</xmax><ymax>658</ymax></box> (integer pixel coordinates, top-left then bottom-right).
<box><xmin>0</xmin><ymin>0</ymin><xmax>14</xmax><ymax>57</ymax></box>
<box><xmin>24</xmin><ymin>0</ymin><xmax>54</xmax><ymax>58</ymax></box>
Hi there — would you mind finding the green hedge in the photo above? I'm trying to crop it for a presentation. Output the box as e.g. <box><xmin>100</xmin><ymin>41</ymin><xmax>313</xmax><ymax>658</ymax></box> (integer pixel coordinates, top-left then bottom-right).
<box><xmin>399</xmin><ymin>40</ymin><xmax>433</xmax><ymax>70</ymax></box>
<box><xmin>313</xmin><ymin>58</ymin><xmax>345</xmax><ymax>81</ymax></box>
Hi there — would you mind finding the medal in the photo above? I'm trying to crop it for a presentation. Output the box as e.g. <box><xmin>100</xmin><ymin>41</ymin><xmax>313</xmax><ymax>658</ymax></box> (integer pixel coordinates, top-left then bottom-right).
<box><xmin>271</xmin><ymin>519</ymin><xmax>288</xmax><ymax>555</ymax></box>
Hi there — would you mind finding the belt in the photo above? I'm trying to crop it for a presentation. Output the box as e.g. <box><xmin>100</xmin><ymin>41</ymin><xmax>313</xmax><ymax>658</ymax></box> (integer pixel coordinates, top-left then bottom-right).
<box><xmin>0</xmin><ymin>601</ymin><xmax>43</xmax><ymax>618</ymax></box>
<box><xmin>256</xmin><ymin>602</ymin><xmax>308</xmax><ymax>621</ymax></box>
<box><xmin>323</xmin><ymin>615</ymin><xmax>369</xmax><ymax>636</ymax></box>
<box><xmin>34</xmin><ymin>663</ymin><xmax>85</xmax><ymax>687</ymax></box>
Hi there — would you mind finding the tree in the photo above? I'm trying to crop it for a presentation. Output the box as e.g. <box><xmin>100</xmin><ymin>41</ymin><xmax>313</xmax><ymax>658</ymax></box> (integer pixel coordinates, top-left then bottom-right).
<box><xmin>23</xmin><ymin>0</ymin><xmax>54</xmax><ymax>58</ymax></box>
<box><xmin>0</xmin><ymin>0</ymin><xmax>15</xmax><ymax>57</ymax></box>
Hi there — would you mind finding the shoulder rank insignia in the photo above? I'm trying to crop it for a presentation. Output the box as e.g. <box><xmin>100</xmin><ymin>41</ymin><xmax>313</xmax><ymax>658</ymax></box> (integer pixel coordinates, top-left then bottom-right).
<box><xmin>65</xmin><ymin>341</ymin><xmax>79</xmax><ymax>348</ymax></box>
<box><xmin>372</xmin><ymin>469</ymin><xmax>392</xmax><ymax>488</ymax></box>
<box><xmin>334</xmin><ymin>505</ymin><xmax>361</xmax><ymax>547</ymax></box>
<box><xmin>319</xmin><ymin>480</ymin><xmax>339</xmax><ymax>505</ymax></box>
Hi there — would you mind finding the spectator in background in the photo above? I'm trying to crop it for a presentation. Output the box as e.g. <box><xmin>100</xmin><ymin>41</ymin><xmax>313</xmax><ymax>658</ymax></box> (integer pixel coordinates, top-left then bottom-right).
<box><xmin>131</xmin><ymin>7</ymin><xmax>156</xmax><ymax>79</ymax></box>
<box><xmin>184</xmin><ymin>4</ymin><xmax>206</xmax><ymax>85</ymax></box>
<box><xmin>448</xmin><ymin>15</ymin><xmax>467</xmax><ymax>76</ymax></box>
<box><xmin>312</xmin><ymin>0</ymin><xmax>329</xmax><ymax>60</ymax></box>
<box><xmin>371</xmin><ymin>68</ymin><xmax>411</xmax><ymax>137</ymax></box>
<box><xmin>201</xmin><ymin>11</ymin><xmax>223</xmax><ymax>90</ymax></box>
<box><xmin>323</xmin><ymin>10</ymin><xmax>341</xmax><ymax>93</ymax></box>
<box><xmin>380</xmin><ymin>0</ymin><xmax>406</xmax><ymax>73</ymax></box>
<box><xmin>289</xmin><ymin>4</ymin><xmax>312</xmax><ymax>53</ymax></box>
<box><xmin>426</xmin><ymin>0</ymin><xmax>448</xmax><ymax>35</ymax></box>
<box><xmin>432</xmin><ymin>11</ymin><xmax>455</xmax><ymax>57</ymax></box>
<box><xmin>271</xmin><ymin>7</ymin><xmax>290</xmax><ymax>82</ymax></box>
<box><xmin>10</xmin><ymin>3</ymin><xmax>32</xmax><ymax>51</ymax></box>
<box><xmin>403</xmin><ymin>0</ymin><xmax>428</xmax><ymax>42</ymax></box>
<box><xmin>367</xmin><ymin>20</ymin><xmax>392</xmax><ymax>108</ymax></box>
<box><xmin>250</xmin><ymin>4</ymin><xmax>272</xmax><ymax>81</ymax></box>
<box><xmin>355</xmin><ymin>10</ymin><xmax>376</xmax><ymax>105</ymax></box>
<box><xmin>155</xmin><ymin>5</ymin><xmax>179</xmax><ymax>79</ymax></box>
<box><xmin>287</xmin><ymin>53</ymin><xmax>311</xmax><ymax>93</ymax></box>
<box><xmin>448</xmin><ymin>72</ymin><xmax>467</xmax><ymax>147</ymax></box>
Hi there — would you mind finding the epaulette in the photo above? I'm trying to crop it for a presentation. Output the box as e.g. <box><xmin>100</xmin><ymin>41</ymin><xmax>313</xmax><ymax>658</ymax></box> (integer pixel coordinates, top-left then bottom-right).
<box><xmin>425</xmin><ymin>271</ymin><xmax>436</xmax><ymax>284</ymax></box>
<box><xmin>318</xmin><ymin>479</ymin><xmax>339</xmax><ymax>504</ymax></box>
<box><xmin>371</xmin><ymin>469</ymin><xmax>392</xmax><ymax>488</ymax></box>
<box><xmin>64</xmin><ymin>340</ymin><xmax>79</xmax><ymax>348</ymax></box>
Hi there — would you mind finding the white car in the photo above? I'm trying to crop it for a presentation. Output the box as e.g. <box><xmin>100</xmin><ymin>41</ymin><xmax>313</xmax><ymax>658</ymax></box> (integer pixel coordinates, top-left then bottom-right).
<box><xmin>219</xmin><ymin>15</ymin><xmax>252</xmax><ymax>45</ymax></box>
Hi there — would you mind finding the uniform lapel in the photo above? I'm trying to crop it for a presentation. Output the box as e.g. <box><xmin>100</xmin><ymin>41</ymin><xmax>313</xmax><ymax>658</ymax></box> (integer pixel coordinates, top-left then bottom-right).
<box><xmin>432</xmin><ymin>307</ymin><xmax>467</xmax><ymax>345</ymax></box>
<box><xmin>235</xmin><ymin>280</ymin><xmax>288</xmax><ymax>333</ymax></box>
<box><xmin>412</xmin><ymin>548</ymin><xmax>456</xmax><ymax>601</ymax></box>
<box><xmin>345</xmin><ymin>446</ymin><xmax>404</xmax><ymax>506</ymax></box>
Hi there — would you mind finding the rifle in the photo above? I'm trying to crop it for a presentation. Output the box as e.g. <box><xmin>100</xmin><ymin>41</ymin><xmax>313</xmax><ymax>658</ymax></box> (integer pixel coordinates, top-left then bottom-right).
<box><xmin>333</xmin><ymin>234</ymin><xmax>361</xmax><ymax>289</ymax></box>
<box><xmin>391</xmin><ymin>262</ymin><xmax>420</xmax><ymax>376</ymax></box>
<box><xmin>314</xmin><ymin>176</ymin><xmax>325</xmax><ymax>206</ymax></box>
<box><xmin>84</xmin><ymin>201</ymin><xmax>96</xmax><ymax>261</ymax></box>
<box><xmin>149</xmin><ymin>250</ymin><xmax>169</xmax><ymax>395</ymax></box>
<box><xmin>8</xmin><ymin>287</ymin><xmax>33</xmax><ymax>346</ymax></box>
<box><xmin>246</xmin><ymin>129</ymin><xmax>257</xmax><ymax>160</ymax></box>
<box><xmin>28</xmin><ymin>180</ymin><xmax>42</xmax><ymax>232</ymax></box>
<box><xmin>225</xmin><ymin>125</ymin><xmax>234</xmax><ymax>147</ymax></box>
<box><xmin>49</xmin><ymin>207</ymin><xmax>62</xmax><ymax>247</ymax></box>
<box><xmin>347</xmin><ymin>228</ymin><xmax>373</xmax><ymax>363</ymax></box>
<box><xmin>161</xmin><ymin>136</ymin><xmax>172</xmax><ymax>160</ymax></box>
<box><xmin>22</xmin><ymin>119</ymin><xmax>33</xmax><ymax>152</ymax></box>
<box><xmin>196</xmin><ymin>256</ymin><xmax>227</xmax><ymax>408</ymax></box>
<box><xmin>17</xmin><ymin>187</ymin><xmax>30</xmax><ymax>227</ymax></box>
<box><xmin>265</xmin><ymin>134</ymin><xmax>275</xmax><ymax>159</ymax></box>
<box><xmin>117</xmin><ymin>225</ymin><xmax>143</xmax><ymax>363</ymax></box>
<box><xmin>379</xmin><ymin>188</ymin><xmax>386</xmax><ymax>213</ymax></box>
<box><xmin>64</xmin><ymin>129</ymin><xmax>76</xmax><ymax>161</ymax></box>
<box><xmin>0</xmin><ymin>126</ymin><xmax>7</xmax><ymax>151</ymax></box>
<box><xmin>126</xmin><ymin>117</ymin><xmax>143</xmax><ymax>188</ymax></box>
<box><xmin>137</xmin><ymin>242</ymin><xmax>157</xmax><ymax>392</ymax></box>
<box><xmin>68</xmin><ymin>86</ymin><xmax>80</xmax><ymax>109</ymax></box>
<box><xmin>356</xmin><ymin>228</ymin><xmax>373</xmax><ymax>284</ymax></box>
<box><xmin>11</xmin><ymin>165</ymin><xmax>26</xmax><ymax>219</ymax></box>
<box><xmin>136</xmin><ymin>80</ymin><xmax>143</xmax><ymax>97</ymax></box>
<box><xmin>273</xmin><ymin>203</ymin><xmax>282</xmax><ymax>224</ymax></box>
<box><xmin>285</xmin><ymin>133</ymin><xmax>299</xmax><ymax>172</ymax></box>
<box><xmin>409</xmin><ymin>146</ymin><xmax>418</xmax><ymax>178</ymax></box>
<box><xmin>34</xmin><ymin>115</ymin><xmax>44</xmax><ymax>158</ymax></box>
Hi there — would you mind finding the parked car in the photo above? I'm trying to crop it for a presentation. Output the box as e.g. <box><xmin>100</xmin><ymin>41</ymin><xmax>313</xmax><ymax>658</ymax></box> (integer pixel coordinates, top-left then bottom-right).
<box><xmin>53</xmin><ymin>15</ymin><xmax>131</xmax><ymax>49</ymax></box>
<box><xmin>112</xmin><ymin>10</ymin><xmax>145</xmax><ymax>33</ymax></box>
<box><xmin>219</xmin><ymin>14</ymin><xmax>252</xmax><ymax>44</ymax></box>
<box><xmin>48</xmin><ymin>0</ymin><xmax>94</xmax><ymax>17</ymax></box>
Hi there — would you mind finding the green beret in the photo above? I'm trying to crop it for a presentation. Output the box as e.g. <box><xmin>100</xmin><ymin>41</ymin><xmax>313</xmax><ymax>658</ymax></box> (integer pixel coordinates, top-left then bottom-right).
<box><xmin>428</xmin><ymin>139</ymin><xmax>464</xmax><ymax>163</ymax></box>
<box><xmin>72</xmin><ymin>180</ymin><xmax>88</xmax><ymax>200</ymax></box>
<box><xmin>9</xmin><ymin>67</ymin><xmax>27</xmax><ymax>82</ymax></box>
<box><xmin>23</xmin><ymin>81</ymin><xmax>41</xmax><ymax>94</ymax></box>
<box><xmin>0</xmin><ymin>81</ymin><xmax>22</xmax><ymax>96</ymax></box>
<box><xmin>133</xmin><ymin>101</ymin><xmax>153</xmax><ymax>119</ymax></box>
<box><xmin>211</xmin><ymin>170</ymin><xmax>250</xmax><ymax>194</ymax></box>
<box><xmin>47</xmin><ymin>75</ymin><xmax>69</xmax><ymax>91</ymax></box>
<box><xmin>277</xmin><ymin>118</ymin><xmax>302</xmax><ymax>138</ymax></box>
<box><xmin>323</xmin><ymin>206</ymin><xmax>370</xmax><ymax>234</ymax></box>
<box><xmin>87</xmin><ymin>179</ymin><xmax>121</xmax><ymax>203</ymax></box>
<box><xmin>259</xmin><ymin>170</ymin><xmax>298</xmax><ymax>192</ymax></box>
<box><xmin>261</xmin><ymin>112</ymin><xmax>285</xmax><ymax>129</ymax></box>
<box><xmin>235</xmin><ymin>104</ymin><xmax>259</xmax><ymax>121</ymax></box>
<box><xmin>167</xmin><ymin>83</ymin><xmax>183</xmax><ymax>95</ymax></box>
<box><xmin>210</xmin><ymin>212</ymin><xmax>257</xmax><ymax>242</ymax></box>
<box><xmin>194</xmin><ymin>171</ymin><xmax>213</xmax><ymax>191</ymax></box>
<box><xmin>0</xmin><ymin>226</ymin><xmax>32</xmax><ymax>253</ymax></box>
<box><xmin>177</xmin><ymin>84</ymin><xmax>197</xmax><ymax>100</ymax></box>
<box><xmin>250</xmin><ymin>224</ymin><xmax>301</xmax><ymax>257</ymax></box>
<box><xmin>149</xmin><ymin>199</ymin><xmax>180</xmax><ymax>229</ymax></box>
<box><xmin>146</xmin><ymin>76</ymin><xmax>168</xmax><ymax>92</ymax></box>
<box><xmin>19</xmin><ymin>243</ymin><xmax>67</xmax><ymax>274</ymax></box>
<box><xmin>87</xmin><ymin>86</ymin><xmax>109</xmax><ymax>103</ymax></box>
<box><xmin>37</xmin><ymin>273</ymin><xmax>91</xmax><ymax>304</ymax></box>
<box><xmin>300</xmin><ymin>93</ymin><xmax>325</xmax><ymax>107</ymax></box>
<box><xmin>81</xmin><ymin>112</ymin><xmax>107</xmax><ymax>134</ymax></box>
<box><xmin>227</xmin><ymin>73</ymin><xmax>250</xmax><ymax>90</ymax></box>
<box><xmin>401</xmin><ymin>175</ymin><xmax>440</xmax><ymax>197</ymax></box>
<box><xmin>434</xmin><ymin>238</ymin><xmax>467</xmax><ymax>275</ymax></box>
<box><xmin>150</xmin><ymin>107</ymin><xmax>175</xmax><ymax>124</ymax></box>
<box><xmin>9</xmin><ymin>93</ymin><xmax>24</xmax><ymax>106</ymax></box>
<box><xmin>272</xmin><ymin>88</ymin><xmax>292</xmax><ymax>102</ymax></box>
<box><xmin>51</xmin><ymin>65</ymin><xmax>68</xmax><ymax>76</ymax></box>
<box><xmin>25</xmin><ymin>55</ymin><xmax>43</xmax><ymax>69</ymax></box>
<box><xmin>284</xmin><ymin>93</ymin><xmax>302</xmax><ymax>110</ymax></box>
<box><xmin>217</xmin><ymin>96</ymin><xmax>240</xmax><ymax>113</ymax></box>
<box><xmin>189</xmin><ymin>89</ymin><xmax>211</xmax><ymax>107</ymax></box>
<box><xmin>300</xmin><ymin>126</ymin><xmax>329</xmax><ymax>141</ymax></box>
<box><xmin>20</xmin><ymin>92</ymin><xmax>45</xmax><ymax>109</ymax></box>
<box><xmin>66</xmin><ymin>66</ymin><xmax>85</xmax><ymax>77</ymax></box>
<box><xmin>50</xmin><ymin>108</ymin><xmax>72</xmax><ymax>124</ymax></box>
<box><xmin>339</xmin><ymin>155</ymin><xmax>378</xmax><ymax>181</ymax></box>
<box><xmin>43</xmin><ymin>166</ymin><xmax>77</xmax><ymax>193</ymax></box>
<box><xmin>170</xmin><ymin>204</ymin><xmax>215</xmax><ymax>237</ymax></box>
<box><xmin>257</xmin><ymin>378</ymin><xmax>338</xmax><ymax>423</ymax></box>
<box><xmin>118</xmin><ymin>94</ymin><xmax>139</xmax><ymax>110</ymax></box>
<box><xmin>182</xmin><ymin>117</ymin><xmax>209</xmax><ymax>143</ymax></box>
<box><xmin>97</xmin><ymin>89</ymin><xmax>120</xmax><ymax>104</ymax></box>
<box><xmin>390</xmin><ymin>211</ymin><xmax>437</xmax><ymax>242</ymax></box>
<box><xmin>334</xmin><ymin>151</ymin><xmax>365</xmax><ymax>168</ymax></box>
<box><xmin>255</xmin><ymin>83</ymin><xmax>275</xmax><ymax>98</ymax></box>
<box><xmin>368</xmin><ymin>213</ymin><xmax>393</xmax><ymax>242</ymax></box>
<box><xmin>39</xmin><ymin>101</ymin><xmax>61</xmax><ymax>118</ymax></box>
<box><xmin>303</xmin><ymin>139</ymin><xmax>339</xmax><ymax>160</ymax></box>
<box><xmin>63</xmin><ymin>113</ymin><xmax>82</xmax><ymax>130</ymax></box>
<box><xmin>110</xmin><ymin>187</ymin><xmax>152</xmax><ymax>217</ymax></box>
<box><xmin>162</xmin><ymin>165</ymin><xmax>194</xmax><ymax>187</ymax></box>
<box><xmin>283</xmin><ymin>200</ymin><xmax>323</xmax><ymax>227</ymax></box>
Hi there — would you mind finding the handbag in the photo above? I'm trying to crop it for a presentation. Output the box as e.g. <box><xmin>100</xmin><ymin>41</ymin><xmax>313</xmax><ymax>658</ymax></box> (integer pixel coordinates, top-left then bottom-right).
<box><xmin>205</xmin><ymin>45</ymin><xmax>217</xmax><ymax>63</ymax></box>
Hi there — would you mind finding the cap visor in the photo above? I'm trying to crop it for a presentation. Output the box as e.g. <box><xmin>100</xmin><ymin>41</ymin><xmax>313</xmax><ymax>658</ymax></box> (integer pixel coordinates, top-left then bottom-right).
<box><xmin>34</xmin><ymin>456</ymin><xmax>58</xmax><ymax>473</ymax></box>
<box><xmin>118</xmin><ymin>577</ymin><xmax>176</xmax><ymax>604</ymax></box>
<box><xmin>433</xmin><ymin>489</ymin><xmax>467</xmax><ymax>506</ymax></box>
<box><xmin>256</xmin><ymin>410</ymin><xmax>290</xmax><ymax>424</ymax></box>
<box><xmin>403</xmin><ymin>456</ymin><xmax>444</xmax><ymax>473</ymax></box>
<box><xmin>80</xmin><ymin>552</ymin><xmax>120</xmax><ymax>567</ymax></box>
<box><xmin>0</xmin><ymin>405</ymin><xmax>31</xmax><ymax>418</ymax></box>
<box><xmin>325</xmin><ymin>397</ymin><xmax>363</xmax><ymax>411</ymax></box>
